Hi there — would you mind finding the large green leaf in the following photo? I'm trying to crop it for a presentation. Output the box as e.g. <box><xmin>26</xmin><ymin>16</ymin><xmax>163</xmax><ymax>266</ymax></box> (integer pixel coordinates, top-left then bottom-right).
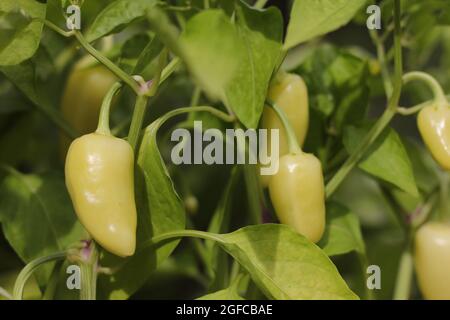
<box><xmin>215</xmin><ymin>224</ymin><xmax>358</xmax><ymax>300</ymax></box>
<box><xmin>0</xmin><ymin>0</ymin><xmax>46</xmax><ymax>66</ymax></box>
<box><xmin>179</xmin><ymin>10</ymin><xmax>244</xmax><ymax>101</ymax></box>
<box><xmin>0</xmin><ymin>169</ymin><xmax>85</xmax><ymax>284</ymax></box>
<box><xmin>343</xmin><ymin>125</ymin><xmax>419</xmax><ymax>197</ymax></box>
<box><xmin>224</xmin><ymin>3</ymin><xmax>283</xmax><ymax>128</ymax></box>
<box><xmin>98</xmin><ymin>115</ymin><xmax>185</xmax><ymax>299</ymax></box>
<box><xmin>319</xmin><ymin>202</ymin><xmax>365</xmax><ymax>256</ymax></box>
<box><xmin>284</xmin><ymin>0</ymin><xmax>366</xmax><ymax>49</ymax></box>
<box><xmin>85</xmin><ymin>0</ymin><xmax>157</xmax><ymax>42</ymax></box>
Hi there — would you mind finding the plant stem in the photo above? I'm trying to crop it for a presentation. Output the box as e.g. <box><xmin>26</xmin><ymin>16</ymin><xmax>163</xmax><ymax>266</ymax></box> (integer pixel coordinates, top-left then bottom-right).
<box><xmin>325</xmin><ymin>0</ymin><xmax>403</xmax><ymax>198</ymax></box>
<box><xmin>402</xmin><ymin>72</ymin><xmax>449</xmax><ymax>109</ymax></box>
<box><xmin>128</xmin><ymin>95</ymin><xmax>149</xmax><ymax>150</ymax></box>
<box><xmin>393</xmin><ymin>244</ymin><xmax>413</xmax><ymax>300</ymax></box>
<box><xmin>369</xmin><ymin>29</ymin><xmax>393</xmax><ymax>97</ymax></box>
<box><xmin>13</xmin><ymin>251</ymin><xmax>67</xmax><ymax>300</ymax></box>
<box><xmin>161</xmin><ymin>57</ymin><xmax>181</xmax><ymax>84</ymax></box>
<box><xmin>254</xmin><ymin>0</ymin><xmax>269</xmax><ymax>9</ymax></box>
<box><xmin>0</xmin><ymin>287</ymin><xmax>12</xmax><ymax>300</ymax></box>
<box><xmin>143</xmin><ymin>229</ymin><xmax>225</xmax><ymax>250</ymax></box>
<box><xmin>79</xmin><ymin>242</ymin><xmax>98</xmax><ymax>300</ymax></box>
<box><xmin>358</xmin><ymin>253</ymin><xmax>374</xmax><ymax>300</ymax></box>
<box><xmin>96</xmin><ymin>82</ymin><xmax>122</xmax><ymax>135</ymax></box>
<box><xmin>73</xmin><ymin>31</ymin><xmax>140</xmax><ymax>94</ymax></box>
<box><xmin>127</xmin><ymin>50</ymin><xmax>169</xmax><ymax>150</ymax></box>
<box><xmin>265</xmin><ymin>99</ymin><xmax>302</xmax><ymax>154</ymax></box>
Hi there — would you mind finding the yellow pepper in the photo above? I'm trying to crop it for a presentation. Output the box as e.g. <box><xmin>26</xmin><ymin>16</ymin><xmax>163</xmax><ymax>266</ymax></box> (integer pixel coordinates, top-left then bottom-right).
<box><xmin>414</xmin><ymin>222</ymin><xmax>450</xmax><ymax>299</ymax></box>
<box><xmin>265</xmin><ymin>100</ymin><xmax>325</xmax><ymax>243</ymax></box>
<box><xmin>403</xmin><ymin>71</ymin><xmax>450</xmax><ymax>171</ymax></box>
<box><xmin>260</xmin><ymin>72</ymin><xmax>309</xmax><ymax>187</ymax></box>
<box><xmin>268</xmin><ymin>153</ymin><xmax>325</xmax><ymax>243</ymax></box>
<box><xmin>417</xmin><ymin>105</ymin><xmax>450</xmax><ymax>170</ymax></box>
<box><xmin>60</xmin><ymin>57</ymin><xmax>117</xmax><ymax>158</ymax></box>
<box><xmin>65</xmin><ymin>83</ymin><xmax>137</xmax><ymax>257</ymax></box>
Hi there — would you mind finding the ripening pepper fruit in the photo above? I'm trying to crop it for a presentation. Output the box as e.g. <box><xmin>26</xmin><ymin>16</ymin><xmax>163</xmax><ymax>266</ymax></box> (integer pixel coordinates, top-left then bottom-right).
<box><xmin>60</xmin><ymin>57</ymin><xmax>117</xmax><ymax>158</ymax></box>
<box><xmin>414</xmin><ymin>222</ymin><xmax>450</xmax><ymax>299</ymax></box>
<box><xmin>65</xmin><ymin>83</ymin><xmax>137</xmax><ymax>257</ymax></box>
<box><xmin>268</xmin><ymin>152</ymin><xmax>326</xmax><ymax>243</ymax></box>
<box><xmin>417</xmin><ymin>105</ymin><xmax>450</xmax><ymax>171</ymax></box>
<box><xmin>260</xmin><ymin>72</ymin><xmax>309</xmax><ymax>187</ymax></box>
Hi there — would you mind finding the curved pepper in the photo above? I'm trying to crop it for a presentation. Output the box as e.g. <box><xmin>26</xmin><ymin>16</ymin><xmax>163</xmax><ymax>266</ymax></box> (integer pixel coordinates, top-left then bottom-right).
<box><xmin>268</xmin><ymin>152</ymin><xmax>325</xmax><ymax>243</ymax></box>
<box><xmin>417</xmin><ymin>105</ymin><xmax>450</xmax><ymax>170</ymax></box>
<box><xmin>65</xmin><ymin>82</ymin><xmax>136</xmax><ymax>257</ymax></box>
<box><xmin>414</xmin><ymin>222</ymin><xmax>450</xmax><ymax>299</ymax></box>
<box><xmin>260</xmin><ymin>72</ymin><xmax>309</xmax><ymax>187</ymax></box>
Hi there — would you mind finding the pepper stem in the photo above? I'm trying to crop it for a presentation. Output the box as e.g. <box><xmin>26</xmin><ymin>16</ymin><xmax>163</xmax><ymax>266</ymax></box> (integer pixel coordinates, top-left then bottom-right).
<box><xmin>402</xmin><ymin>72</ymin><xmax>448</xmax><ymax>109</ymax></box>
<box><xmin>265</xmin><ymin>99</ymin><xmax>302</xmax><ymax>155</ymax></box>
<box><xmin>96</xmin><ymin>82</ymin><xmax>123</xmax><ymax>135</ymax></box>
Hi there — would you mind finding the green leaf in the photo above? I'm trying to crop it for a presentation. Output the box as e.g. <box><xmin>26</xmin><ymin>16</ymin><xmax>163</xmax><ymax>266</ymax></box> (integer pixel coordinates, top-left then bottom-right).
<box><xmin>197</xmin><ymin>287</ymin><xmax>244</xmax><ymax>300</ymax></box>
<box><xmin>284</xmin><ymin>0</ymin><xmax>366</xmax><ymax>49</ymax></box>
<box><xmin>224</xmin><ymin>3</ymin><xmax>283</xmax><ymax>128</ymax></box>
<box><xmin>402</xmin><ymin>138</ymin><xmax>439</xmax><ymax>195</ymax></box>
<box><xmin>98</xmin><ymin>115</ymin><xmax>185</xmax><ymax>299</ymax></box>
<box><xmin>0</xmin><ymin>169</ymin><xmax>85</xmax><ymax>284</ymax></box>
<box><xmin>133</xmin><ymin>36</ymin><xmax>163</xmax><ymax>75</ymax></box>
<box><xmin>216</xmin><ymin>224</ymin><xmax>358</xmax><ymax>300</ymax></box>
<box><xmin>206</xmin><ymin>166</ymin><xmax>240</xmax><ymax>291</ymax></box>
<box><xmin>319</xmin><ymin>202</ymin><xmax>365</xmax><ymax>256</ymax></box>
<box><xmin>0</xmin><ymin>0</ymin><xmax>46</xmax><ymax>66</ymax></box>
<box><xmin>296</xmin><ymin>44</ymin><xmax>369</xmax><ymax>129</ymax></box>
<box><xmin>180</xmin><ymin>10</ymin><xmax>244</xmax><ymax>100</ymax></box>
<box><xmin>153</xmin><ymin>5</ymin><xmax>283</xmax><ymax>129</ymax></box>
<box><xmin>85</xmin><ymin>0</ymin><xmax>157</xmax><ymax>42</ymax></box>
<box><xmin>343</xmin><ymin>125</ymin><xmax>419</xmax><ymax>197</ymax></box>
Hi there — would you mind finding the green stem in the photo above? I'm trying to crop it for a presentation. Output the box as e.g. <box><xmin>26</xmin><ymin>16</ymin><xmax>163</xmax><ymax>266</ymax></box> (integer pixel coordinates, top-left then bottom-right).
<box><xmin>161</xmin><ymin>57</ymin><xmax>181</xmax><ymax>83</ymax></box>
<box><xmin>325</xmin><ymin>0</ymin><xmax>403</xmax><ymax>198</ymax></box>
<box><xmin>393</xmin><ymin>243</ymin><xmax>413</xmax><ymax>300</ymax></box>
<box><xmin>128</xmin><ymin>95</ymin><xmax>149</xmax><ymax>150</ymax></box>
<box><xmin>13</xmin><ymin>252</ymin><xmax>66</xmax><ymax>300</ymax></box>
<box><xmin>402</xmin><ymin>71</ymin><xmax>448</xmax><ymax>109</ymax></box>
<box><xmin>369</xmin><ymin>28</ymin><xmax>393</xmax><ymax>98</ymax></box>
<box><xmin>73</xmin><ymin>31</ymin><xmax>140</xmax><ymax>94</ymax></box>
<box><xmin>40</xmin><ymin>19</ymin><xmax>140</xmax><ymax>94</ymax></box>
<box><xmin>265</xmin><ymin>99</ymin><xmax>302</xmax><ymax>154</ymax></box>
<box><xmin>142</xmin><ymin>229</ymin><xmax>224</xmax><ymax>251</ymax></box>
<box><xmin>326</xmin><ymin>108</ymin><xmax>396</xmax><ymax>197</ymax></box>
<box><xmin>190</xmin><ymin>87</ymin><xmax>202</xmax><ymax>107</ymax></box>
<box><xmin>96</xmin><ymin>82</ymin><xmax>122</xmax><ymax>135</ymax></box>
<box><xmin>127</xmin><ymin>50</ymin><xmax>169</xmax><ymax>150</ymax></box>
<box><xmin>254</xmin><ymin>0</ymin><xmax>269</xmax><ymax>9</ymax></box>
<box><xmin>358</xmin><ymin>253</ymin><xmax>374</xmax><ymax>300</ymax></box>
<box><xmin>79</xmin><ymin>243</ymin><xmax>98</xmax><ymax>300</ymax></box>
<box><xmin>397</xmin><ymin>94</ymin><xmax>450</xmax><ymax>116</ymax></box>
<box><xmin>0</xmin><ymin>287</ymin><xmax>12</xmax><ymax>300</ymax></box>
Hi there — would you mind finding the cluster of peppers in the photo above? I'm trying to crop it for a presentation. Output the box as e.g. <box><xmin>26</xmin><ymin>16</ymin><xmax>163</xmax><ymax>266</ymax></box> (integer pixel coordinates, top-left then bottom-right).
<box><xmin>61</xmin><ymin>58</ymin><xmax>450</xmax><ymax>298</ymax></box>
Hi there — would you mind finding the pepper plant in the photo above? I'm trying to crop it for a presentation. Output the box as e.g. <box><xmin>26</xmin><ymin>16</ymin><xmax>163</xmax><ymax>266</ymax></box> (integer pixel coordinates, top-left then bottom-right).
<box><xmin>0</xmin><ymin>0</ymin><xmax>450</xmax><ymax>301</ymax></box>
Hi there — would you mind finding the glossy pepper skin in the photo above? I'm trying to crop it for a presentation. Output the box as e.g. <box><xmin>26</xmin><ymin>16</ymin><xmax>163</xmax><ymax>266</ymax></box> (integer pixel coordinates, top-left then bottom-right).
<box><xmin>268</xmin><ymin>153</ymin><xmax>325</xmax><ymax>243</ymax></box>
<box><xmin>65</xmin><ymin>133</ymin><xmax>137</xmax><ymax>257</ymax></box>
<box><xmin>60</xmin><ymin>60</ymin><xmax>117</xmax><ymax>157</ymax></box>
<box><xmin>417</xmin><ymin>105</ymin><xmax>450</xmax><ymax>170</ymax></box>
<box><xmin>414</xmin><ymin>222</ymin><xmax>450</xmax><ymax>299</ymax></box>
<box><xmin>260</xmin><ymin>73</ymin><xmax>309</xmax><ymax>187</ymax></box>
